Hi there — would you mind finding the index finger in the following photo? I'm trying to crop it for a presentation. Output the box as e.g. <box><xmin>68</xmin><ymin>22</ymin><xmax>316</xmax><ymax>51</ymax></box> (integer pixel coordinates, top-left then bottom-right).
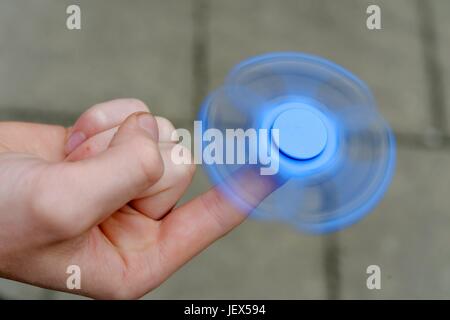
<box><xmin>65</xmin><ymin>99</ymin><xmax>151</xmax><ymax>154</ymax></box>
<box><xmin>156</xmin><ymin>168</ymin><xmax>280</xmax><ymax>277</ymax></box>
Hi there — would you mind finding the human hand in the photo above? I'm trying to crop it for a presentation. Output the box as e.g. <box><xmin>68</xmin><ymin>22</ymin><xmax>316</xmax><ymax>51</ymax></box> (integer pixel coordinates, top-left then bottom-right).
<box><xmin>0</xmin><ymin>99</ymin><xmax>275</xmax><ymax>299</ymax></box>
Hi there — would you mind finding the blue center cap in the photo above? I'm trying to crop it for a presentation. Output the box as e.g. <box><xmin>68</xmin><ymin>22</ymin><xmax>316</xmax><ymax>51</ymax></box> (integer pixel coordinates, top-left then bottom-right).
<box><xmin>272</xmin><ymin>107</ymin><xmax>328</xmax><ymax>160</ymax></box>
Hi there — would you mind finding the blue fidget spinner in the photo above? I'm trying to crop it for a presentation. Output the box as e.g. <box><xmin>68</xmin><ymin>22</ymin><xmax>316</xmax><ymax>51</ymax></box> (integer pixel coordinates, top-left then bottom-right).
<box><xmin>199</xmin><ymin>52</ymin><xmax>396</xmax><ymax>234</ymax></box>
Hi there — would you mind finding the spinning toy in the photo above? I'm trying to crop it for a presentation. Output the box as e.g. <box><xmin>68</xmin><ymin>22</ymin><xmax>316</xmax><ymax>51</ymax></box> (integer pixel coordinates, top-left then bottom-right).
<box><xmin>199</xmin><ymin>52</ymin><xmax>395</xmax><ymax>234</ymax></box>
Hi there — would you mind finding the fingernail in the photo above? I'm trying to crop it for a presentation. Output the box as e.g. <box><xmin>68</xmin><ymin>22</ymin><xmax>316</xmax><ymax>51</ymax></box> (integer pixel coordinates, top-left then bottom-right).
<box><xmin>137</xmin><ymin>113</ymin><xmax>159</xmax><ymax>141</ymax></box>
<box><xmin>65</xmin><ymin>131</ymin><xmax>86</xmax><ymax>154</ymax></box>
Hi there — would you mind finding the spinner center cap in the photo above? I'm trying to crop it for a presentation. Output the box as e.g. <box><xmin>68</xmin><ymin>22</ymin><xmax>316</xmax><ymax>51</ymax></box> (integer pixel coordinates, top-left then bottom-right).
<box><xmin>272</xmin><ymin>107</ymin><xmax>328</xmax><ymax>160</ymax></box>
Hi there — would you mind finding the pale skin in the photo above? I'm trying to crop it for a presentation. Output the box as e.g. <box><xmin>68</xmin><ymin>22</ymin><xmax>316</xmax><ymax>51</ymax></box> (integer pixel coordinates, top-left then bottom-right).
<box><xmin>0</xmin><ymin>99</ymin><xmax>276</xmax><ymax>299</ymax></box>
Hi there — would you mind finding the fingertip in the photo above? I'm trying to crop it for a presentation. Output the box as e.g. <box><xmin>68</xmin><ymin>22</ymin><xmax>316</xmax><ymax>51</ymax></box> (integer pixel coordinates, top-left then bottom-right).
<box><xmin>136</xmin><ymin>112</ymin><xmax>159</xmax><ymax>142</ymax></box>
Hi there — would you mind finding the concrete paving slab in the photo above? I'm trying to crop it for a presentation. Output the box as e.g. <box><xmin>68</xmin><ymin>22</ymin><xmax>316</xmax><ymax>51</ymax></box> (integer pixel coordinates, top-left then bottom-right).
<box><xmin>147</xmin><ymin>220</ymin><xmax>326</xmax><ymax>299</ymax></box>
<box><xmin>209</xmin><ymin>0</ymin><xmax>431</xmax><ymax>135</ymax></box>
<box><xmin>432</xmin><ymin>0</ymin><xmax>450</xmax><ymax>135</ymax></box>
<box><xmin>0</xmin><ymin>278</ymin><xmax>52</xmax><ymax>300</ymax></box>
<box><xmin>339</xmin><ymin>146</ymin><xmax>450</xmax><ymax>299</ymax></box>
<box><xmin>0</xmin><ymin>0</ymin><xmax>194</xmax><ymax>123</ymax></box>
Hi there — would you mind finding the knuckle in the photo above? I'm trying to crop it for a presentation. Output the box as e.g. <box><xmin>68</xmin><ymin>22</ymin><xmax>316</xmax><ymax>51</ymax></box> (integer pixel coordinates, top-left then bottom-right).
<box><xmin>83</xmin><ymin>105</ymin><xmax>107</xmax><ymax>127</ymax></box>
<box><xmin>123</xmin><ymin>98</ymin><xmax>150</xmax><ymax>112</ymax></box>
<box><xmin>85</xmin><ymin>99</ymin><xmax>150</xmax><ymax>128</ymax></box>
<box><xmin>131</xmin><ymin>137</ymin><xmax>164</xmax><ymax>183</ymax></box>
<box><xmin>77</xmin><ymin>109</ymin><xmax>107</xmax><ymax>136</ymax></box>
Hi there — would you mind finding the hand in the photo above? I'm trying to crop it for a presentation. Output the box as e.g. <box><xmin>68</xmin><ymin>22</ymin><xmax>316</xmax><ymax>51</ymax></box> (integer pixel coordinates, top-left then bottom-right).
<box><xmin>0</xmin><ymin>99</ymin><xmax>275</xmax><ymax>299</ymax></box>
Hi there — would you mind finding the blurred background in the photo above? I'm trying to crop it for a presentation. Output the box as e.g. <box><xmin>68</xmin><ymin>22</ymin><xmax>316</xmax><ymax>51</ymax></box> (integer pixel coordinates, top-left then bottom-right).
<box><xmin>0</xmin><ymin>0</ymin><xmax>449</xmax><ymax>299</ymax></box>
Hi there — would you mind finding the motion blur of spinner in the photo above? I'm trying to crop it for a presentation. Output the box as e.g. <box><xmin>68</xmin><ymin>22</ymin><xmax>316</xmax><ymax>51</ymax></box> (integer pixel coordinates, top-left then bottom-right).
<box><xmin>199</xmin><ymin>52</ymin><xmax>396</xmax><ymax>234</ymax></box>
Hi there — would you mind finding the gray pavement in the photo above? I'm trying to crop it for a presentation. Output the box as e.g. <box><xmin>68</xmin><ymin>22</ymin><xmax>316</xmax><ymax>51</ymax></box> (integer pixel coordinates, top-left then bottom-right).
<box><xmin>0</xmin><ymin>0</ymin><xmax>449</xmax><ymax>299</ymax></box>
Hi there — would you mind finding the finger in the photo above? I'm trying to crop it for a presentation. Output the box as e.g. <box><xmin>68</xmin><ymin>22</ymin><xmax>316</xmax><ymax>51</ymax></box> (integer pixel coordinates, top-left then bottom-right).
<box><xmin>66</xmin><ymin>116</ymin><xmax>176</xmax><ymax>161</ymax></box>
<box><xmin>66</xmin><ymin>116</ymin><xmax>190</xmax><ymax>218</ymax></box>
<box><xmin>33</xmin><ymin>112</ymin><xmax>164</xmax><ymax>238</ymax></box>
<box><xmin>68</xmin><ymin>136</ymin><xmax>195</xmax><ymax>220</ymax></box>
<box><xmin>156</xmin><ymin>168</ymin><xmax>279</xmax><ymax>278</ymax></box>
<box><xmin>130</xmin><ymin>142</ymin><xmax>195</xmax><ymax>220</ymax></box>
<box><xmin>65</xmin><ymin>127</ymin><xmax>117</xmax><ymax>162</ymax></box>
<box><xmin>65</xmin><ymin>98</ymin><xmax>151</xmax><ymax>154</ymax></box>
<box><xmin>154</xmin><ymin>116</ymin><xmax>177</xmax><ymax>142</ymax></box>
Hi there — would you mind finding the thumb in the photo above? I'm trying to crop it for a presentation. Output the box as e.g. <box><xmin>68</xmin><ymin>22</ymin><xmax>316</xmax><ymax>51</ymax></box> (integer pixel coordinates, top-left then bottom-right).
<box><xmin>32</xmin><ymin>112</ymin><xmax>164</xmax><ymax>238</ymax></box>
